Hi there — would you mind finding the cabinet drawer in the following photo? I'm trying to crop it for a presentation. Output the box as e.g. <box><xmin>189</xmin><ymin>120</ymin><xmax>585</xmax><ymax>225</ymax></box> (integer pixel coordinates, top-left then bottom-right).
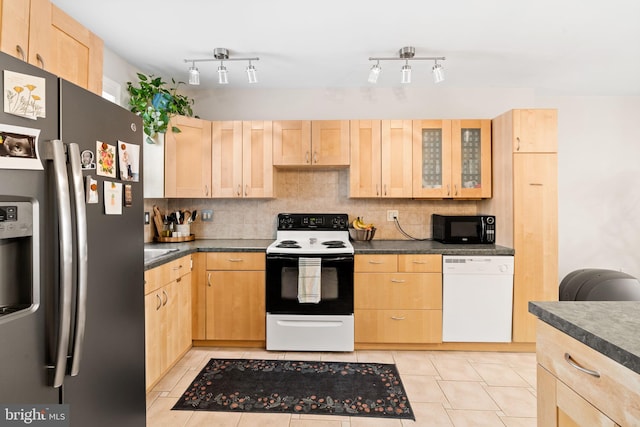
<box><xmin>144</xmin><ymin>255</ymin><xmax>191</xmax><ymax>295</ymax></box>
<box><xmin>355</xmin><ymin>309</ymin><xmax>442</xmax><ymax>343</ymax></box>
<box><xmin>398</xmin><ymin>254</ymin><xmax>442</xmax><ymax>273</ymax></box>
<box><xmin>355</xmin><ymin>273</ymin><xmax>442</xmax><ymax>309</ymax></box>
<box><xmin>206</xmin><ymin>252</ymin><xmax>265</xmax><ymax>270</ymax></box>
<box><xmin>354</xmin><ymin>254</ymin><xmax>397</xmax><ymax>272</ymax></box>
<box><xmin>536</xmin><ymin>320</ymin><xmax>640</xmax><ymax>426</ymax></box>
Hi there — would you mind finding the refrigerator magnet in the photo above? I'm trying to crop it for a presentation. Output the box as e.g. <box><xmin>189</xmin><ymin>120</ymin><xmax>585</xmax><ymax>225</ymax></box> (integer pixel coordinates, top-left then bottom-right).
<box><xmin>81</xmin><ymin>149</ymin><xmax>96</xmax><ymax>170</ymax></box>
<box><xmin>124</xmin><ymin>184</ymin><xmax>132</xmax><ymax>207</ymax></box>
<box><xmin>104</xmin><ymin>181</ymin><xmax>123</xmax><ymax>215</ymax></box>
<box><xmin>118</xmin><ymin>141</ymin><xmax>140</xmax><ymax>182</ymax></box>
<box><xmin>85</xmin><ymin>176</ymin><xmax>98</xmax><ymax>204</ymax></box>
<box><xmin>96</xmin><ymin>141</ymin><xmax>116</xmax><ymax>178</ymax></box>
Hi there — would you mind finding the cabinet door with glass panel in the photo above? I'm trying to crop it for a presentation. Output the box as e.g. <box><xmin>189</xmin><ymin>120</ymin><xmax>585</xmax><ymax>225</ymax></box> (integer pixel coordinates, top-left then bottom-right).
<box><xmin>412</xmin><ymin>119</ymin><xmax>491</xmax><ymax>199</ymax></box>
<box><xmin>451</xmin><ymin>119</ymin><xmax>491</xmax><ymax>198</ymax></box>
<box><xmin>412</xmin><ymin>120</ymin><xmax>452</xmax><ymax>198</ymax></box>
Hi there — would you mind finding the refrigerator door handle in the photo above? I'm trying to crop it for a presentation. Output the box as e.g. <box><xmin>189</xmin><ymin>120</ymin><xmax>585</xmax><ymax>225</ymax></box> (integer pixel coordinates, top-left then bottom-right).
<box><xmin>68</xmin><ymin>142</ymin><xmax>88</xmax><ymax>377</ymax></box>
<box><xmin>49</xmin><ymin>140</ymin><xmax>73</xmax><ymax>388</ymax></box>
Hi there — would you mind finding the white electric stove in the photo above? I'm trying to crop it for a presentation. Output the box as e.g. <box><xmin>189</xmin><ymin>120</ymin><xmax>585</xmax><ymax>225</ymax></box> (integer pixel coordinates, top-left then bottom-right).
<box><xmin>265</xmin><ymin>213</ymin><xmax>354</xmax><ymax>352</ymax></box>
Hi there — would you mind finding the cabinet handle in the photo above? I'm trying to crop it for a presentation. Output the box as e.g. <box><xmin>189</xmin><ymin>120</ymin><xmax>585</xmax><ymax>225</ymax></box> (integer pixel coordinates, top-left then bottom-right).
<box><xmin>529</xmin><ymin>183</ymin><xmax>543</xmax><ymax>186</ymax></box>
<box><xmin>454</xmin><ymin>184</ymin><xmax>458</xmax><ymax>196</ymax></box>
<box><xmin>376</xmin><ymin>184</ymin><xmax>380</xmax><ymax>196</ymax></box>
<box><xmin>412</xmin><ymin>261</ymin><xmax>426</xmax><ymax>264</ymax></box>
<box><xmin>305</xmin><ymin>151</ymin><xmax>310</xmax><ymax>164</ymax></box>
<box><xmin>313</xmin><ymin>151</ymin><xmax>318</xmax><ymax>164</ymax></box>
<box><xmin>237</xmin><ymin>185</ymin><xmax>241</xmax><ymax>196</ymax></box>
<box><xmin>228</xmin><ymin>258</ymin><xmax>244</xmax><ymax>262</ymax></box>
<box><xmin>564</xmin><ymin>353</ymin><xmax>601</xmax><ymax>378</ymax></box>
<box><xmin>384</xmin><ymin>184</ymin><xmax>387</xmax><ymax>196</ymax></box>
<box><xmin>162</xmin><ymin>290</ymin><xmax>168</xmax><ymax>306</ymax></box>
<box><xmin>36</xmin><ymin>53</ymin><xmax>45</xmax><ymax>69</ymax></box>
<box><xmin>390</xmin><ymin>278</ymin><xmax>406</xmax><ymax>283</ymax></box>
<box><xmin>245</xmin><ymin>184</ymin><xmax>248</xmax><ymax>197</ymax></box>
<box><xmin>16</xmin><ymin>45</ymin><xmax>25</xmax><ymax>61</ymax></box>
<box><xmin>367</xmin><ymin>260</ymin><xmax>384</xmax><ymax>264</ymax></box>
<box><xmin>204</xmin><ymin>185</ymin><xmax>209</xmax><ymax>196</ymax></box>
<box><xmin>172</xmin><ymin>265</ymin><xmax>183</xmax><ymax>270</ymax></box>
<box><xmin>156</xmin><ymin>294</ymin><xmax>162</xmax><ymax>310</ymax></box>
<box><xmin>447</xmin><ymin>184</ymin><xmax>451</xmax><ymax>196</ymax></box>
<box><xmin>391</xmin><ymin>316</ymin><xmax>406</xmax><ymax>321</ymax></box>
<box><xmin>176</xmin><ymin>277</ymin><xmax>181</xmax><ymax>283</ymax></box>
<box><xmin>207</xmin><ymin>272</ymin><xmax>212</xmax><ymax>287</ymax></box>
<box><xmin>516</xmin><ymin>137</ymin><xmax>521</xmax><ymax>151</ymax></box>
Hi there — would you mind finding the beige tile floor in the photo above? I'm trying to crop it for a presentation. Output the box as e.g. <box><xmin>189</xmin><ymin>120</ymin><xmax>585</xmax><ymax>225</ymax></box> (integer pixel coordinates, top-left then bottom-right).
<box><xmin>146</xmin><ymin>348</ymin><xmax>537</xmax><ymax>427</ymax></box>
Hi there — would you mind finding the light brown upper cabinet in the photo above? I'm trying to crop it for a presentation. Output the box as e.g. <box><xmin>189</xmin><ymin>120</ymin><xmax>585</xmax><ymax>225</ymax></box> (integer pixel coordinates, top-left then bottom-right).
<box><xmin>273</xmin><ymin>120</ymin><xmax>349</xmax><ymax>166</ymax></box>
<box><xmin>0</xmin><ymin>0</ymin><xmax>50</xmax><ymax>68</ymax></box>
<box><xmin>165</xmin><ymin>116</ymin><xmax>213</xmax><ymax>198</ymax></box>
<box><xmin>350</xmin><ymin>120</ymin><xmax>381</xmax><ymax>197</ymax></box>
<box><xmin>381</xmin><ymin>120</ymin><xmax>413</xmax><ymax>197</ymax></box>
<box><xmin>511</xmin><ymin>109</ymin><xmax>558</xmax><ymax>152</ymax></box>
<box><xmin>1</xmin><ymin>1</ymin><xmax>103</xmax><ymax>94</ymax></box>
<box><xmin>49</xmin><ymin>4</ymin><xmax>103</xmax><ymax>95</ymax></box>
<box><xmin>412</xmin><ymin>119</ymin><xmax>491</xmax><ymax>199</ymax></box>
<box><xmin>211</xmin><ymin>121</ymin><xmax>273</xmax><ymax>198</ymax></box>
<box><xmin>350</xmin><ymin>120</ymin><xmax>412</xmax><ymax>198</ymax></box>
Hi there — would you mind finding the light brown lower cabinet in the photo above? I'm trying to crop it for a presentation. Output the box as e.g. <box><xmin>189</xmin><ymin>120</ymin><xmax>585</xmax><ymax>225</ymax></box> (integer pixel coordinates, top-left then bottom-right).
<box><xmin>536</xmin><ymin>320</ymin><xmax>639</xmax><ymax>426</ymax></box>
<box><xmin>205</xmin><ymin>252</ymin><xmax>265</xmax><ymax>342</ymax></box>
<box><xmin>354</xmin><ymin>254</ymin><xmax>442</xmax><ymax>344</ymax></box>
<box><xmin>144</xmin><ymin>255</ymin><xmax>192</xmax><ymax>390</ymax></box>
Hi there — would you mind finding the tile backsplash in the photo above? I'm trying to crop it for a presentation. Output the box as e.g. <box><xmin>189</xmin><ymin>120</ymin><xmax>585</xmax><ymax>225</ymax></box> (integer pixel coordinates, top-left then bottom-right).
<box><xmin>144</xmin><ymin>169</ymin><xmax>478</xmax><ymax>243</ymax></box>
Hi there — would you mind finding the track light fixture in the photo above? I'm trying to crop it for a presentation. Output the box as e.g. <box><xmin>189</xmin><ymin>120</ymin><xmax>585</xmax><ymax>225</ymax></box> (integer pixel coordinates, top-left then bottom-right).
<box><xmin>184</xmin><ymin>48</ymin><xmax>260</xmax><ymax>85</ymax></box>
<box><xmin>368</xmin><ymin>46</ymin><xmax>445</xmax><ymax>84</ymax></box>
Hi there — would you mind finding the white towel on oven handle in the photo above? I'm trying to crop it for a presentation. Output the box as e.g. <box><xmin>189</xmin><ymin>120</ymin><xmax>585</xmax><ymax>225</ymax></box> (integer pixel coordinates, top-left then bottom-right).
<box><xmin>298</xmin><ymin>257</ymin><xmax>321</xmax><ymax>303</ymax></box>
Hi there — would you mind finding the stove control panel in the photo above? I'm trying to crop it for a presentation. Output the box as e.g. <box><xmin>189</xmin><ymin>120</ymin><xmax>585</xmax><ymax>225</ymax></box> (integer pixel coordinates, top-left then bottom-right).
<box><xmin>277</xmin><ymin>213</ymin><xmax>349</xmax><ymax>230</ymax></box>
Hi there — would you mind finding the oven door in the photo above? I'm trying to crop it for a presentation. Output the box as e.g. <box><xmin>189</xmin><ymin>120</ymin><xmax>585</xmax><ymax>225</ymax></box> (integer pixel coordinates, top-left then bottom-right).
<box><xmin>266</xmin><ymin>254</ymin><xmax>354</xmax><ymax>315</ymax></box>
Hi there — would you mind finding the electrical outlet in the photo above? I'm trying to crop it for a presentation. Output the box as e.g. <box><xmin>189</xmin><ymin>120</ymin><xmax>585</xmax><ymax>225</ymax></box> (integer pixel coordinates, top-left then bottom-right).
<box><xmin>201</xmin><ymin>209</ymin><xmax>214</xmax><ymax>222</ymax></box>
<box><xmin>144</xmin><ymin>212</ymin><xmax>150</xmax><ymax>225</ymax></box>
<box><xmin>387</xmin><ymin>210</ymin><xmax>399</xmax><ymax>221</ymax></box>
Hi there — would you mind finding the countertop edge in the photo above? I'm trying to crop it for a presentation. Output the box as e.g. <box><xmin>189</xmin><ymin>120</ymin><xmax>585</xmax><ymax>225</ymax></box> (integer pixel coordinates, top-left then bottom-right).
<box><xmin>529</xmin><ymin>301</ymin><xmax>640</xmax><ymax>375</ymax></box>
<box><xmin>144</xmin><ymin>240</ymin><xmax>514</xmax><ymax>270</ymax></box>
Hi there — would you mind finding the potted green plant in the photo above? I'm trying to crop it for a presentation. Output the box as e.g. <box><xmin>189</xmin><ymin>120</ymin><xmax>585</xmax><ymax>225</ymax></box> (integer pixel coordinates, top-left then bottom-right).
<box><xmin>126</xmin><ymin>72</ymin><xmax>195</xmax><ymax>144</ymax></box>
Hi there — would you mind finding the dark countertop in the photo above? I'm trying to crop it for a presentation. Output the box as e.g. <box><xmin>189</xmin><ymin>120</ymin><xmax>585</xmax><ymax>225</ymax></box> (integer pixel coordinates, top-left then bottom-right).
<box><xmin>529</xmin><ymin>301</ymin><xmax>640</xmax><ymax>375</ymax></box>
<box><xmin>144</xmin><ymin>239</ymin><xmax>514</xmax><ymax>270</ymax></box>
<box><xmin>351</xmin><ymin>240</ymin><xmax>514</xmax><ymax>255</ymax></box>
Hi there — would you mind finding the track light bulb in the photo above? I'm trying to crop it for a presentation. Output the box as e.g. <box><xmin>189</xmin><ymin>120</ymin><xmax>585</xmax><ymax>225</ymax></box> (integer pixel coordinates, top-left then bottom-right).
<box><xmin>368</xmin><ymin>62</ymin><xmax>381</xmax><ymax>84</ymax></box>
<box><xmin>401</xmin><ymin>63</ymin><xmax>411</xmax><ymax>84</ymax></box>
<box><xmin>218</xmin><ymin>64</ymin><xmax>228</xmax><ymax>84</ymax></box>
<box><xmin>432</xmin><ymin>62</ymin><xmax>445</xmax><ymax>83</ymax></box>
<box><xmin>246</xmin><ymin>63</ymin><xmax>258</xmax><ymax>84</ymax></box>
<box><xmin>188</xmin><ymin>64</ymin><xmax>200</xmax><ymax>85</ymax></box>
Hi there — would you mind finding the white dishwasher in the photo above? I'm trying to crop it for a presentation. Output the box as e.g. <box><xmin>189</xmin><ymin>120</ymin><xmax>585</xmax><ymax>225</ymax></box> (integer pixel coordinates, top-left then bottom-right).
<box><xmin>442</xmin><ymin>255</ymin><xmax>514</xmax><ymax>342</ymax></box>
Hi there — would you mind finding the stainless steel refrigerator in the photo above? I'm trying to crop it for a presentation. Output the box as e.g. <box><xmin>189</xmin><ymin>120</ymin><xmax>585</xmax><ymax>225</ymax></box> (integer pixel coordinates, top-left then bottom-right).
<box><xmin>0</xmin><ymin>52</ymin><xmax>146</xmax><ymax>426</ymax></box>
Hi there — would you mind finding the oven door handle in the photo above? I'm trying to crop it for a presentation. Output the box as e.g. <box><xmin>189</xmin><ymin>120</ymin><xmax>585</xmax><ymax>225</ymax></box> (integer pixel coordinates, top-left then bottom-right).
<box><xmin>267</xmin><ymin>255</ymin><xmax>353</xmax><ymax>263</ymax></box>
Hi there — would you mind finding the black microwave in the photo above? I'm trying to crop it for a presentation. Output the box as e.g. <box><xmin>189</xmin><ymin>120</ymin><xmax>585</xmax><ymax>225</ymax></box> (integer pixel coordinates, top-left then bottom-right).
<box><xmin>431</xmin><ymin>214</ymin><xmax>495</xmax><ymax>244</ymax></box>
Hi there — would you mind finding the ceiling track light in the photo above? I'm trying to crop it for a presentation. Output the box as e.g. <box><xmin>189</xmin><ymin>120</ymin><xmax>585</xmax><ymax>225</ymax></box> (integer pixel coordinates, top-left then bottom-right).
<box><xmin>184</xmin><ymin>47</ymin><xmax>260</xmax><ymax>85</ymax></box>
<box><xmin>368</xmin><ymin>46</ymin><xmax>446</xmax><ymax>84</ymax></box>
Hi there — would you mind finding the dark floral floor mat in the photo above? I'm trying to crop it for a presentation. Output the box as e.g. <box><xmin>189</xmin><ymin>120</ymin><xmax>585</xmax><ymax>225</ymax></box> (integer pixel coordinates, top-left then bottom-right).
<box><xmin>172</xmin><ymin>358</ymin><xmax>414</xmax><ymax>420</ymax></box>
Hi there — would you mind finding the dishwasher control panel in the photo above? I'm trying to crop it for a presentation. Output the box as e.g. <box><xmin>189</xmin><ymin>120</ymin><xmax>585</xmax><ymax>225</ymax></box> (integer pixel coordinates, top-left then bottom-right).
<box><xmin>443</xmin><ymin>256</ymin><xmax>513</xmax><ymax>275</ymax></box>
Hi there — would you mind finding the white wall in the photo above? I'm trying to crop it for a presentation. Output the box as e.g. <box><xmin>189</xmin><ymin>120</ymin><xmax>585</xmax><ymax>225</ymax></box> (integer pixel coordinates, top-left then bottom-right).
<box><xmin>537</xmin><ymin>96</ymin><xmax>640</xmax><ymax>280</ymax></box>
<box><xmin>103</xmin><ymin>52</ymin><xmax>640</xmax><ymax>282</ymax></box>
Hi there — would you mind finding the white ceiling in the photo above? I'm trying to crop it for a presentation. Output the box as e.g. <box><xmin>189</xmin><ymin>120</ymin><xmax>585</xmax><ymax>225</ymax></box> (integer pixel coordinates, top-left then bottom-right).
<box><xmin>50</xmin><ymin>0</ymin><xmax>640</xmax><ymax>95</ymax></box>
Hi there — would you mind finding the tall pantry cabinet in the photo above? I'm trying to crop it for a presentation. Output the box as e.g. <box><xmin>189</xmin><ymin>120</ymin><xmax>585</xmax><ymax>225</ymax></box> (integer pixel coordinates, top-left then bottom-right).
<box><xmin>481</xmin><ymin>109</ymin><xmax>558</xmax><ymax>343</ymax></box>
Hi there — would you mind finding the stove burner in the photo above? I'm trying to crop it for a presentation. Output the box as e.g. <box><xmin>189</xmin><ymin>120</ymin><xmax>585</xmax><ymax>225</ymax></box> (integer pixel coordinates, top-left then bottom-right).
<box><xmin>276</xmin><ymin>240</ymin><xmax>301</xmax><ymax>249</ymax></box>
<box><xmin>322</xmin><ymin>240</ymin><xmax>347</xmax><ymax>248</ymax></box>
